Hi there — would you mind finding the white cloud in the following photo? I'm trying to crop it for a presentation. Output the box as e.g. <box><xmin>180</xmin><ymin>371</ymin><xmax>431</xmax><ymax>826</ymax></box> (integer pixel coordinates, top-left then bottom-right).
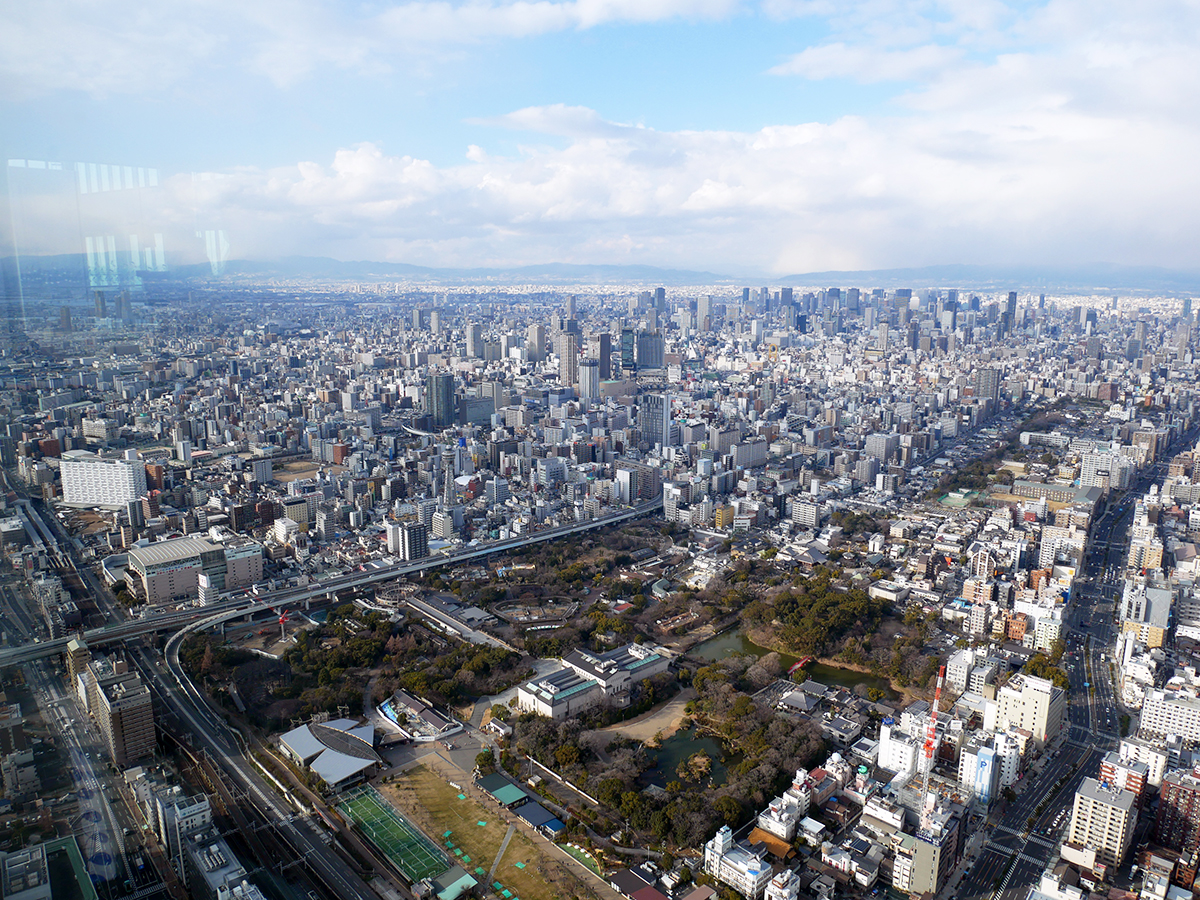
<box><xmin>770</xmin><ymin>41</ymin><xmax>962</xmax><ymax>81</ymax></box>
<box><xmin>0</xmin><ymin>0</ymin><xmax>741</xmax><ymax>96</ymax></box>
<box><xmin>7</xmin><ymin>0</ymin><xmax>1200</xmax><ymax>275</ymax></box>
<box><xmin>155</xmin><ymin>63</ymin><xmax>1200</xmax><ymax>274</ymax></box>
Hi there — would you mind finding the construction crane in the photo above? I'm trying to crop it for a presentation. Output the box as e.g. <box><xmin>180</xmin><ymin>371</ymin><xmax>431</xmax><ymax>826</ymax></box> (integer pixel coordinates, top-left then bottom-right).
<box><xmin>921</xmin><ymin>664</ymin><xmax>947</xmax><ymax>829</ymax></box>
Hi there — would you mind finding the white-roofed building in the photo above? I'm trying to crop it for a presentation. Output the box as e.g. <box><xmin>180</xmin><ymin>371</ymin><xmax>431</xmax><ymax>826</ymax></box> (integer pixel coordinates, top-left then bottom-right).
<box><xmin>278</xmin><ymin>718</ymin><xmax>380</xmax><ymax>791</ymax></box>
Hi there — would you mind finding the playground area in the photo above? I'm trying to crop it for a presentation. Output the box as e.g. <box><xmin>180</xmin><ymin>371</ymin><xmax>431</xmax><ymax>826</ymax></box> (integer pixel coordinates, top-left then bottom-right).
<box><xmin>338</xmin><ymin>786</ymin><xmax>449</xmax><ymax>883</ymax></box>
<box><xmin>380</xmin><ymin>765</ymin><xmax>599</xmax><ymax>900</ymax></box>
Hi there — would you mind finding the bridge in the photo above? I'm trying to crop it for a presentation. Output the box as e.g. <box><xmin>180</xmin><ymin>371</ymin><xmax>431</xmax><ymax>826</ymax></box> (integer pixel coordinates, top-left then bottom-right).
<box><xmin>0</xmin><ymin>497</ymin><xmax>662</xmax><ymax>667</ymax></box>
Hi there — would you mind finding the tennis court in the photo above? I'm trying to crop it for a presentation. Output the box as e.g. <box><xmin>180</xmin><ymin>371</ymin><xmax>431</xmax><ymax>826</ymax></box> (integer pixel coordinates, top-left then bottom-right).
<box><xmin>339</xmin><ymin>785</ymin><xmax>449</xmax><ymax>883</ymax></box>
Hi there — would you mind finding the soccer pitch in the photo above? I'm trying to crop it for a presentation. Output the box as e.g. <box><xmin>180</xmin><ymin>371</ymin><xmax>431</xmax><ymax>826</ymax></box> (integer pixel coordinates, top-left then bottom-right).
<box><xmin>339</xmin><ymin>785</ymin><xmax>449</xmax><ymax>883</ymax></box>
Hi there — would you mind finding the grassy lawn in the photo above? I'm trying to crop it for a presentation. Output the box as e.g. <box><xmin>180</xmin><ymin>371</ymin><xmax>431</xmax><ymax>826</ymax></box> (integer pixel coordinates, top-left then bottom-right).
<box><xmin>380</xmin><ymin>766</ymin><xmax>597</xmax><ymax>900</ymax></box>
<box><xmin>557</xmin><ymin>843</ymin><xmax>601</xmax><ymax>874</ymax></box>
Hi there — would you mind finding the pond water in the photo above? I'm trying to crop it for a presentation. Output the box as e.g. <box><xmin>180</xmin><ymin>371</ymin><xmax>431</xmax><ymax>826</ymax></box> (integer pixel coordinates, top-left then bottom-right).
<box><xmin>692</xmin><ymin>628</ymin><xmax>898</xmax><ymax>700</ymax></box>
<box><xmin>643</xmin><ymin>724</ymin><xmax>733</xmax><ymax>788</ymax></box>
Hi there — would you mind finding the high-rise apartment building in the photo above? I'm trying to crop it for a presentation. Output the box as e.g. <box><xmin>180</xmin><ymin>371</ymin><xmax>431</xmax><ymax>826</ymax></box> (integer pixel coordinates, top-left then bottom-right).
<box><xmin>974</xmin><ymin>368</ymin><xmax>1001</xmax><ymax>403</ymax></box>
<box><xmin>1156</xmin><ymin>765</ymin><xmax>1200</xmax><ymax>855</ymax></box>
<box><xmin>87</xmin><ymin>660</ymin><xmax>156</xmax><ymax>766</ymax></box>
<box><xmin>400</xmin><ymin>522</ymin><xmax>429</xmax><ymax>561</ymax></box>
<box><xmin>557</xmin><ymin>333</ymin><xmax>578</xmax><ymax>388</ymax></box>
<box><xmin>1066</xmin><ymin>777</ymin><xmax>1135</xmax><ymax>867</ymax></box>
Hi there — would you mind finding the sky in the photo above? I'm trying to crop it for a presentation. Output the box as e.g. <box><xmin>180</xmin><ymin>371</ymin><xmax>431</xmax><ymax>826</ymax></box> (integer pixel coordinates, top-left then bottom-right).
<box><xmin>3</xmin><ymin>0</ymin><xmax>1200</xmax><ymax>276</ymax></box>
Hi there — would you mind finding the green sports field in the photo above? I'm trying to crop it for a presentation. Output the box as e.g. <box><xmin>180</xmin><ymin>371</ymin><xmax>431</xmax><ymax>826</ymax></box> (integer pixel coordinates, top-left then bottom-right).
<box><xmin>339</xmin><ymin>785</ymin><xmax>448</xmax><ymax>883</ymax></box>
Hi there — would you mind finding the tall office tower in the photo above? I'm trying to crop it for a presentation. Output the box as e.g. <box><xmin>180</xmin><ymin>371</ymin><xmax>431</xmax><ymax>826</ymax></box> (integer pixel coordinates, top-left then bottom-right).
<box><xmin>526</xmin><ymin>323</ymin><xmax>546</xmax><ymax>361</ymax></box>
<box><xmin>1134</xmin><ymin>320</ymin><xmax>1148</xmax><ymax>345</ymax></box>
<box><xmin>742</xmin><ymin>287</ymin><xmax>751</xmax><ymax>305</ymax></box>
<box><xmin>399</xmin><ymin>522</ymin><xmax>429</xmax><ymax>561</ymax></box>
<box><xmin>556</xmin><ymin>332</ymin><xmax>578</xmax><ymax>387</ymax></box>
<box><xmin>620</xmin><ymin>327</ymin><xmax>636</xmax><ymax>372</ymax></box>
<box><xmin>565</xmin><ymin>294</ymin><xmax>576</xmax><ymax>318</ymax></box>
<box><xmin>588</xmin><ymin>332</ymin><xmax>612</xmax><ymax>379</ymax></box>
<box><xmin>425</xmin><ymin>373</ymin><xmax>455</xmax><ymax>429</ymax></box>
<box><xmin>94</xmin><ymin>291</ymin><xmax>106</xmax><ymax>318</ymax></box>
<box><xmin>639</xmin><ymin>393</ymin><xmax>671</xmax><ymax>447</ymax></box>
<box><xmin>636</xmin><ymin>330</ymin><xmax>664</xmax><ymax>369</ymax></box>
<box><xmin>780</xmin><ymin>287</ymin><xmax>793</xmax><ymax>309</ymax></box>
<box><xmin>578</xmin><ymin>359</ymin><xmax>601</xmax><ymax>401</ymax></box>
<box><xmin>974</xmin><ymin>368</ymin><xmax>1001</xmax><ymax>403</ymax></box>
<box><xmin>412</xmin><ymin>308</ymin><xmax>425</xmax><ymax>330</ymax></box>
<box><xmin>1184</xmin><ymin>297</ymin><xmax>1194</xmax><ymax>321</ymax></box>
<box><xmin>1039</xmin><ymin>293</ymin><xmax>1046</xmax><ymax>309</ymax></box>
<box><xmin>697</xmin><ymin>295</ymin><xmax>712</xmax><ymax>331</ymax></box>
<box><xmin>1006</xmin><ymin>291</ymin><xmax>1018</xmax><ymax>319</ymax></box>
<box><xmin>466</xmin><ymin>323</ymin><xmax>483</xmax><ymax>358</ymax></box>
<box><xmin>429</xmin><ymin>309</ymin><xmax>441</xmax><ymax>334</ymax></box>
<box><xmin>1067</xmin><ymin>778</ymin><xmax>1135</xmax><ymax>867</ymax></box>
<box><xmin>60</xmin><ymin>306</ymin><xmax>72</xmax><ymax>331</ymax></box>
<box><xmin>654</xmin><ymin>287</ymin><xmax>666</xmax><ymax>311</ymax></box>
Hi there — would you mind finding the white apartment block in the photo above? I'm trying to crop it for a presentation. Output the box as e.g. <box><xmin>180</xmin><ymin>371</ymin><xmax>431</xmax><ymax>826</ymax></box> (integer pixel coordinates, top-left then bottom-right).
<box><xmin>1066</xmin><ymin>777</ymin><xmax>1135</xmax><ymax>867</ymax></box>
<box><xmin>703</xmin><ymin>826</ymin><xmax>773</xmax><ymax>900</ymax></box>
<box><xmin>997</xmin><ymin>673</ymin><xmax>1065</xmax><ymax>747</ymax></box>
<box><xmin>756</xmin><ymin>770</ymin><xmax>811</xmax><ymax>840</ymax></box>
<box><xmin>60</xmin><ymin>453</ymin><xmax>147</xmax><ymax>507</ymax></box>
<box><xmin>764</xmin><ymin>869</ymin><xmax>801</xmax><ymax>900</ymax></box>
<box><xmin>1138</xmin><ymin>689</ymin><xmax>1200</xmax><ymax>747</ymax></box>
<box><xmin>1119</xmin><ymin>736</ymin><xmax>1168</xmax><ymax>787</ymax></box>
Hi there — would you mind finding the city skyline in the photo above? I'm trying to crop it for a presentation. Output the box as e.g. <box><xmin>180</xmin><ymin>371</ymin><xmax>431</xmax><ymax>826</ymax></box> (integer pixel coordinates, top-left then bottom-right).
<box><xmin>4</xmin><ymin>1</ymin><xmax>1200</xmax><ymax>275</ymax></box>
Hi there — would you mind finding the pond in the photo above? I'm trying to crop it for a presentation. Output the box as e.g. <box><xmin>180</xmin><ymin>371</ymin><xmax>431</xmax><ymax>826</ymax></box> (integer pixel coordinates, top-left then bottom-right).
<box><xmin>642</xmin><ymin>724</ymin><xmax>734</xmax><ymax>789</ymax></box>
<box><xmin>692</xmin><ymin>628</ymin><xmax>898</xmax><ymax>700</ymax></box>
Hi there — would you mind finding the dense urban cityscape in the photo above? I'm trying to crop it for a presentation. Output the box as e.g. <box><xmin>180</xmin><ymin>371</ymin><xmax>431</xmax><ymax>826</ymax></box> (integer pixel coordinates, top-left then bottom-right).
<box><xmin>0</xmin><ymin>272</ymin><xmax>1196</xmax><ymax>900</ymax></box>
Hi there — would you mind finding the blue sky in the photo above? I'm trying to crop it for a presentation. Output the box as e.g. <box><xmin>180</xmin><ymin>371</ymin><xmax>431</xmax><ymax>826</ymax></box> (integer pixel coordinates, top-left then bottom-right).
<box><xmin>4</xmin><ymin>0</ymin><xmax>1199</xmax><ymax>275</ymax></box>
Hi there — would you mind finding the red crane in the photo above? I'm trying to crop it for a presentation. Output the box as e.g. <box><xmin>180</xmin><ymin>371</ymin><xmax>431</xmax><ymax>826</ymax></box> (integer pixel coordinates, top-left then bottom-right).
<box><xmin>921</xmin><ymin>664</ymin><xmax>947</xmax><ymax>825</ymax></box>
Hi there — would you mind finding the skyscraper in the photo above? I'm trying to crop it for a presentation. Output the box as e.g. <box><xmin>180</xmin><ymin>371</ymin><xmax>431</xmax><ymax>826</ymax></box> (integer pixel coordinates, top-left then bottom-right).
<box><xmin>588</xmin><ymin>332</ymin><xmax>612</xmax><ymax>379</ymax></box>
<box><xmin>639</xmin><ymin>393</ymin><xmax>671</xmax><ymax>447</ymax></box>
<box><xmin>426</xmin><ymin>373</ymin><xmax>455</xmax><ymax>429</ymax></box>
<box><xmin>557</xmin><ymin>332</ymin><xmax>578</xmax><ymax>387</ymax></box>
<box><xmin>636</xmin><ymin>331</ymin><xmax>664</xmax><ymax>369</ymax></box>
<box><xmin>466</xmin><ymin>323</ymin><xmax>483</xmax><ymax>358</ymax></box>
<box><xmin>526</xmin><ymin>323</ymin><xmax>546</xmax><ymax>361</ymax></box>
<box><xmin>577</xmin><ymin>358</ymin><xmax>600</xmax><ymax>401</ymax></box>
<box><xmin>620</xmin><ymin>327</ymin><xmax>636</xmax><ymax>372</ymax></box>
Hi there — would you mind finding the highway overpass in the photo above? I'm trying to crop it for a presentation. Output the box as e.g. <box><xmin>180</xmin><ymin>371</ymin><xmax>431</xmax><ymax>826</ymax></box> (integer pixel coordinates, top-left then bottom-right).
<box><xmin>0</xmin><ymin>497</ymin><xmax>662</xmax><ymax>668</ymax></box>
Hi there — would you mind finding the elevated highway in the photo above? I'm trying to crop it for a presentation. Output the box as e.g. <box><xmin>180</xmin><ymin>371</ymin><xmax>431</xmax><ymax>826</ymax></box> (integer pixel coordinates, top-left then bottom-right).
<box><xmin>0</xmin><ymin>497</ymin><xmax>661</xmax><ymax>667</ymax></box>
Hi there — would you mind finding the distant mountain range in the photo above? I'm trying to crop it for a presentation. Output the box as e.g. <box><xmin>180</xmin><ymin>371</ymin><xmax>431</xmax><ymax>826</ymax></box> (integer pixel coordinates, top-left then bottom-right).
<box><xmin>6</xmin><ymin>254</ymin><xmax>1200</xmax><ymax>293</ymax></box>
<box><xmin>780</xmin><ymin>263</ymin><xmax>1200</xmax><ymax>294</ymax></box>
<box><xmin>139</xmin><ymin>258</ymin><xmax>1200</xmax><ymax>293</ymax></box>
<box><xmin>168</xmin><ymin>257</ymin><xmax>738</xmax><ymax>286</ymax></box>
